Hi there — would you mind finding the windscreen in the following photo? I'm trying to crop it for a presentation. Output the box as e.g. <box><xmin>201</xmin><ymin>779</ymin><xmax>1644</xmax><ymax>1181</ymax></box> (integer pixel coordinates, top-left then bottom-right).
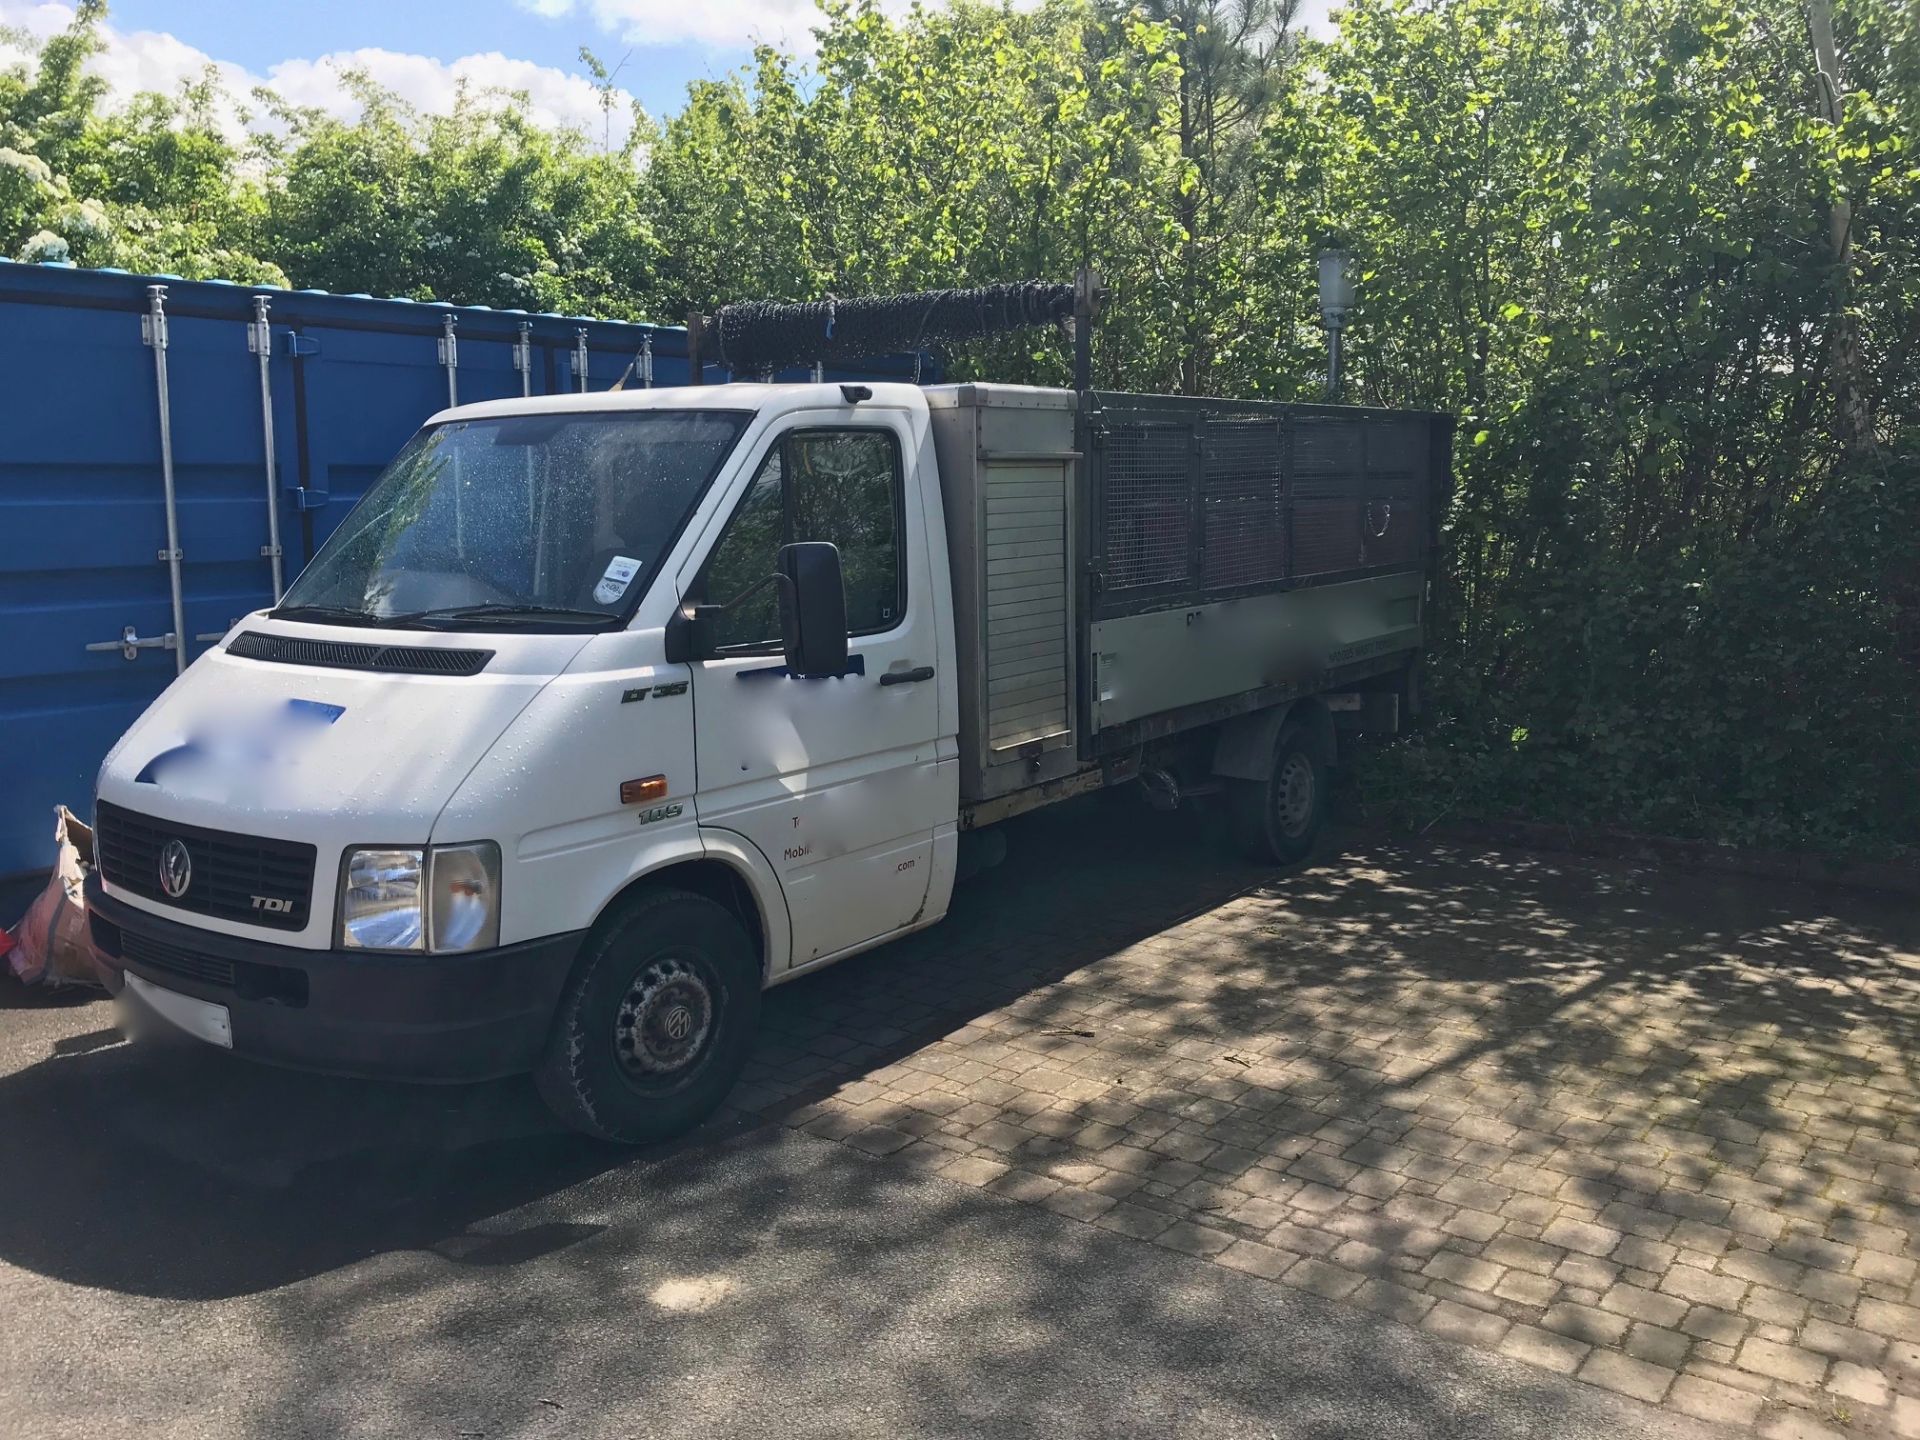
<box><xmin>276</xmin><ymin>410</ymin><xmax>749</xmax><ymax>628</ymax></box>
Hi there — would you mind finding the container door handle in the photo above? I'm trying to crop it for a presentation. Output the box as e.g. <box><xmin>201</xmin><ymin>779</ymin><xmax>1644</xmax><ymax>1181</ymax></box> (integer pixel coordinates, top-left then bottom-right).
<box><xmin>86</xmin><ymin>626</ymin><xmax>177</xmax><ymax>661</ymax></box>
<box><xmin>880</xmin><ymin>665</ymin><xmax>936</xmax><ymax>687</ymax></box>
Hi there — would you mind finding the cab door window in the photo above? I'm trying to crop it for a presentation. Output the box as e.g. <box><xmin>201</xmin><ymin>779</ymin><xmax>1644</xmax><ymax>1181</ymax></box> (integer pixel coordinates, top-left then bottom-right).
<box><xmin>692</xmin><ymin>428</ymin><xmax>904</xmax><ymax>652</ymax></box>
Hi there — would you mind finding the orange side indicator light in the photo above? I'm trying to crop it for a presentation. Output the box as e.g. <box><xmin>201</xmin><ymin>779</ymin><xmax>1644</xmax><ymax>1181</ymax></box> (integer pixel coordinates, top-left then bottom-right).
<box><xmin>621</xmin><ymin>775</ymin><xmax>669</xmax><ymax>805</ymax></box>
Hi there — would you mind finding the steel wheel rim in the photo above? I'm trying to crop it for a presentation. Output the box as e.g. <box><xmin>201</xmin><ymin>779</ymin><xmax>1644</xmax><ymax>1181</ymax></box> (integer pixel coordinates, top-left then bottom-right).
<box><xmin>614</xmin><ymin>956</ymin><xmax>716</xmax><ymax>1082</ymax></box>
<box><xmin>1274</xmin><ymin>753</ymin><xmax>1316</xmax><ymax>838</ymax></box>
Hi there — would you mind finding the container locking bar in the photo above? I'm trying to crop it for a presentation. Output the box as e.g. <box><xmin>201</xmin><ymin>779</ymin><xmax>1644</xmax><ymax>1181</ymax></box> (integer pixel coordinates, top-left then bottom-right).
<box><xmin>438</xmin><ymin>314</ymin><xmax>459</xmax><ymax>408</ymax></box>
<box><xmin>249</xmin><ymin>295</ymin><xmax>286</xmax><ymax>599</ymax></box>
<box><xmin>513</xmin><ymin>321</ymin><xmax>533</xmax><ymax>397</ymax></box>
<box><xmin>141</xmin><ymin>285</ymin><xmax>188</xmax><ymax>675</ymax></box>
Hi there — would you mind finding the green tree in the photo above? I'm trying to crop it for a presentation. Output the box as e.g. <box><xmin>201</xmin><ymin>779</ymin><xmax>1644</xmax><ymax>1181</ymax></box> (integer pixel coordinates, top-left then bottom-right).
<box><xmin>263</xmin><ymin>77</ymin><xmax>658</xmax><ymax>313</ymax></box>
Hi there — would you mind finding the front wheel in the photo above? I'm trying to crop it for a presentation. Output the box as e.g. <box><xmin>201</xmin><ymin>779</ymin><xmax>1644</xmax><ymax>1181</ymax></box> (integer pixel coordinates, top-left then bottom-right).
<box><xmin>534</xmin><ymin>888</ymin><xmax>760</xmax><ymax>1144</ymax></box>
<box><xmin>1227</xmin><ymin>730</ymin><xmax>1327</xmax><ymax>865</ymax></box>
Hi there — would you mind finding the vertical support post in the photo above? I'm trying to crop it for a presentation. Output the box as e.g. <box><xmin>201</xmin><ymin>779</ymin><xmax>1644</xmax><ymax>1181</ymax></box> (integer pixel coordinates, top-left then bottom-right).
<box><xmin>439</xmin><ymin>314</ymin><xmax>459</xmax><ymax>408</ymax></box>
<box><xmin>574</xmin><ymin>327</ymin><xmax>590</xmax><ymax>393</ymax></box>
<box><xmin>514</xmin><ymin>320</ymin><xmax>537</xmax><ymax>563</ymax></box>
<box><xmin>250</xmin><ymin>296</ymin><xmax>286</xmax><ymax>600</ymax></box>
<box><xmin>810</xmin><ymin>360</ymin><xmax>824</xmax><ymax>385</ymax></box>
<box><xmin>1327</xmin><ymin>327</ymin><xmax>1345</xmax><ymax>404</ymax></box>
<box><xmin>1187</xmin><ymin>411</ymin><xmax>1207</xmax><ymax>604</ymax></box>
<box><xmin>514</xmin><ymin>321</ymin><xmax>533</xmax><ymax>397</ymax></box>
<box><xmin>143</xmin><ymin>285</ymin><xmax>186</xmax><ymax>674</ymax></box>
<box><xmin>439</xmin><ymin>314</ymin><xmax>462</xmax><ymax>551</ymax></box>
<box><xmin>1073</xmin><ymin>266</ymin><xmax>1101</xmax><ymax>394</ymax></box>
<box><xmin>686</xmin><ymin>312</ymin><xmax>706</xmax><ymax>386</ymax></box>
<box><xmin>641</xmin><ymin>332</ymin><xmax>654</xmax><ymax>388</ymax></box>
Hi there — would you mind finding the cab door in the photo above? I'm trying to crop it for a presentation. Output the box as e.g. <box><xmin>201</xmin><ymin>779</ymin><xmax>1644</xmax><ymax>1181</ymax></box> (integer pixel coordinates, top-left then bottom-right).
<box><xmin>681</xmin><ymin>411</ymin><xmax>945</xmax><ymax>969</ymax></box>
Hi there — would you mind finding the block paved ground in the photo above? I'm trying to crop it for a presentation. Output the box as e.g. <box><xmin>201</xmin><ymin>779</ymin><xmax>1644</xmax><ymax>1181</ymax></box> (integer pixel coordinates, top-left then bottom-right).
<box><xmin>729</xmin><ymin>803</ymin><xmax>1920</xmax><ymax>1439</ymax></box>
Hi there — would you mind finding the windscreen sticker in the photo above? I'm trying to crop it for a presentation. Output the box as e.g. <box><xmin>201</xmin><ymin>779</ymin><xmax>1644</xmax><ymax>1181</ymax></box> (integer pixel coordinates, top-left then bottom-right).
<box><xmin>593</xmin><ymin>555</ymin><xmax>642</xmax><ymax>605</ymax></box>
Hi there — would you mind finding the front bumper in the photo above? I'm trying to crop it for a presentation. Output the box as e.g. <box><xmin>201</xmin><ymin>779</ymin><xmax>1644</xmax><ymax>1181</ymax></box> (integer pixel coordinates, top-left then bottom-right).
<box><xmin>87</xmin><ymin>873</ymin><xmax>582</xmax><ymax>1083</ymax></box>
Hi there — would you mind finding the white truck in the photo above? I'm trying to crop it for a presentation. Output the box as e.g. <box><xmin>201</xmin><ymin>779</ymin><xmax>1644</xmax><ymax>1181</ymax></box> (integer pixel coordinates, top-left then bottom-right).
<box><xmin>86</xmin><ymin>378</ymin><xmax>1451</xmax><ymax>1141</ymax></box>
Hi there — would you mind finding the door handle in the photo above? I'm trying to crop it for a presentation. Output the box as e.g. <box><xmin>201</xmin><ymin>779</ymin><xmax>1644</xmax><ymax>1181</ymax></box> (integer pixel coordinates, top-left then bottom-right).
<box><xmin>879</xmin><ymin>665</ymin><xmax>935</xmax><ymax>686</ymax></box>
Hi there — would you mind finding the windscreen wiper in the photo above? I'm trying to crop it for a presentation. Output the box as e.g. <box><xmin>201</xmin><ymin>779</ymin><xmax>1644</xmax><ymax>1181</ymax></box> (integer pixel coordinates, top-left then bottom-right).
<box><xmin>389</xmin><ymin>603</ymin><xmax>617</xmax><ymax>628</ymax></box>
<box><xmin>269</xmin><ymin>603</ymin><xmax>388</xmax><ymax>626</ymax></box>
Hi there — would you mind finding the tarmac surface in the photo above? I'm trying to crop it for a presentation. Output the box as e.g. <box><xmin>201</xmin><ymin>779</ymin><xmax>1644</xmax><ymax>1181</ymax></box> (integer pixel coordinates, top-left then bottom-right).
<box><xmin>0</xmin><ymin>1002</ymin><xmax>1723</xmax><ymax>1440</ymax></box>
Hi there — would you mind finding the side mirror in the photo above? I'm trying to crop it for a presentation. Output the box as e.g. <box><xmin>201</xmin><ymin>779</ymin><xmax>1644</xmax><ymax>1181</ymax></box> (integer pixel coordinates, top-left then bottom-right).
<box><xmin>662</xmin><ymin>604</ymin><xmax>702</xmax><ymax>664</ymax></box>
<box><xmin>776</xmin><ymin>541</ymin><xmax>849</xmax><ymax>678</ymax></box>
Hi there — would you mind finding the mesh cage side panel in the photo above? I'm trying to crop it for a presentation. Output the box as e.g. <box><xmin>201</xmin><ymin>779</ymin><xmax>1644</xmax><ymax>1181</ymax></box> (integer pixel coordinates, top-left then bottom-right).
<box><xmin>1358</xmin><ymin>416</ymin><xmax>1428</xmax><ymax>569</ymax></box>
<box><xmin>1289</xmin><ymin>414</ymin><xmax>1366</xmax><ymax>576</ymax></box>
<box><xmin>1087</xmin><ymin>399</ymin><xmax>1445</xmax><ymax>615</ymax></box>
<box><xmin>1201</xmin><ymin>419</ymin><xmax>1286</xmax><ymax>588</ymax></box>
<box><xmin>1101</xmin><ymin>422</ymin><xmax>1193</xmax><ymax>591</ymax></box>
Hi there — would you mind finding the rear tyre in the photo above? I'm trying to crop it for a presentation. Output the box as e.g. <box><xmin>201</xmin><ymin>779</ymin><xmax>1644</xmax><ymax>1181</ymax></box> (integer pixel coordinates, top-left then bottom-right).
<box><xmin>1227</xmin><ymin>729</ymin><xmax>1327</xmax><ymax>865</ymax></box>
<box><xmin>535</xmin><ymin>887</ymin><xmax>760</xmax><ymax>1145</ymax></box>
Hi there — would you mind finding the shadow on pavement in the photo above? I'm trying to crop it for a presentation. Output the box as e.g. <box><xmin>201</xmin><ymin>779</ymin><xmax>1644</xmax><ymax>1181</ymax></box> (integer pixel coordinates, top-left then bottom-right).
<box><xmin>205</xmin><ymin>1119</ymin><xmax>1712</xmax><ymax>1440</ymax></box>
<box><xmin>0</xmin><ymin>799</ymin><xmax>1256</xmax><ymax>1302</ymax></box>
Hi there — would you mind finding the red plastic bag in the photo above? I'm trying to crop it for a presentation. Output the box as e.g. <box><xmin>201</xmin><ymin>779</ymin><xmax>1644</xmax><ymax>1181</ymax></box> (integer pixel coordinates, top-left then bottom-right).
<box><xmin>5</xmin><ymin>806</ymin><xmax>107</xmax><ymax>989</ymax></box>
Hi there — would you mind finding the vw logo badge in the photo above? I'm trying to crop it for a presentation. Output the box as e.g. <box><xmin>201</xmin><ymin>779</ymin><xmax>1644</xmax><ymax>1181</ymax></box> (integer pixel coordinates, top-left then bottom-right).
<box><xmin>158</xmin><ymin>838</ymin><xmax>193</xmax><ymax>899</ymax></box>
<box><xmin>663</xmin><ymin>1005</ymin><xmax>693</xmax><ymax>1042</ymax></box>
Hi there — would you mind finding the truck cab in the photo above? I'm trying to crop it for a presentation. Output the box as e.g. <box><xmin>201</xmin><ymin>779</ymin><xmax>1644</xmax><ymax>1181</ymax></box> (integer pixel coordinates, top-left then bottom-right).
<box><xmin>90</xmin><ymin>383</ymin><xmax>960</xmax><ymax>1140</ymax></box>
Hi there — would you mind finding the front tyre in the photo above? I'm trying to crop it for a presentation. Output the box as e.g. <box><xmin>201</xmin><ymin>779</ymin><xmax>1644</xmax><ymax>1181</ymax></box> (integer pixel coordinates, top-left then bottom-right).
<box><xmin>1228</xmin><ymin>729</ymin><xmax>1327</xmax><ymax>865</ymax></box>
<box><xmin>535</xmin><ymin>888</ymin><xmax>760</xmax><ymax>1144</ymax></box>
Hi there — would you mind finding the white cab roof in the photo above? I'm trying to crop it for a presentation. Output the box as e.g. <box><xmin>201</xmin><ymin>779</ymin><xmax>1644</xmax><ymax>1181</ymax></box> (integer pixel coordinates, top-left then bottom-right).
<box><xmin>428</xmin><ymin>381</ymin><xmax>935</xmax><ymax>427</ymax></box>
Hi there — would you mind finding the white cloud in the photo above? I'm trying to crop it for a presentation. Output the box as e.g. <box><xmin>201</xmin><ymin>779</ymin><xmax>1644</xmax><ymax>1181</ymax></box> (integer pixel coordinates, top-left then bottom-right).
<box><xmin>522</xmin><ymin>0</ymin><xmax>960</xmax><ymax>54</ymax></box>
<box><xmin>268</xmin><ymin>49</ymin><xmax>637</xmax><ymax>145</ymax></box>
<box><xmin>0</xmin><ymin>2</ymin><xmax>641</xmax><ymax>149</ymax></box>
<box><xmin>523</xmin><ymin>0</ymin><xmax>1332</xmax><ymax>53</ymax></box>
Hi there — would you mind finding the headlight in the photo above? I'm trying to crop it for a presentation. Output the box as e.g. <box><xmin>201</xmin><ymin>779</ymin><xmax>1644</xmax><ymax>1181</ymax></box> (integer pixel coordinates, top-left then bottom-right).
<box><xmin>340</xmin><ymin>848</ymin><xmax>425</xmax><ymax>951</ymax></box>
<box><xmin>337</xmin><ymin>842</ymin><xmax>501</xmax><ymax>953</ymax></box>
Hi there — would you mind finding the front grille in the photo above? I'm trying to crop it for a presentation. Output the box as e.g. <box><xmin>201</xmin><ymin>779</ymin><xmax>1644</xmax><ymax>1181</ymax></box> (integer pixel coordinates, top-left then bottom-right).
<box><xmin>225</xmin><ymin>630</ymin><xmax>494</xmax><ymax>676</ymax></box>
<box><xmin>122</xmin><ymin>929</ymin><xmax>237</xmax><ymax>989</ymax></box>
<box><xmin>95</xmin><ymin>800</ymin><xmax>316</xmax><ymax>931</ymax></box>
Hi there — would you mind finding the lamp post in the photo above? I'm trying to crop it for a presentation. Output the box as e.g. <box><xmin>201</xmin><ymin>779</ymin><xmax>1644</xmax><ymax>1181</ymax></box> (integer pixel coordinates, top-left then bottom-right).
<box><xmin>1318</xmin><ymin>249</ymin><xmax>1356</xmax><ymax>403</ymax></box>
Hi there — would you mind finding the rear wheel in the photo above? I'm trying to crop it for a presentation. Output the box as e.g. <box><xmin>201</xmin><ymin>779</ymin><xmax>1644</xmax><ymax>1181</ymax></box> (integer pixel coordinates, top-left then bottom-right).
<box><xmin>1228</xmin><ymin>730</ymin><xmax>1327</xmax><ymax>864</ymax></box>
<box><xmin>535</xmin><ymin>888</ymin><xmax>760</xmax><ymax>1144</ymax></box>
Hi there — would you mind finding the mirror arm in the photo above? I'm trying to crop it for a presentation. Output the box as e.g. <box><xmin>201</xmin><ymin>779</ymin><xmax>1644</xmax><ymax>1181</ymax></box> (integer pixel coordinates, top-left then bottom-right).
<box><xmin>715</xmin><ymin>571</ymin><xmax>778</xmax><ymax>612</ymax></box>
<box><xmin>667</xmin><ymin>569</ymin><xmax>787</xmax><ymax>663</ymax></box>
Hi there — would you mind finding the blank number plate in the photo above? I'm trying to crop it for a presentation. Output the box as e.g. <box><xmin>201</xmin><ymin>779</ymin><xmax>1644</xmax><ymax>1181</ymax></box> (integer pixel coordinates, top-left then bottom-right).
<box><xmin>125</xmin><ymin>971</ymin><xmax>234</xmax><ymax>1049</ymax></box>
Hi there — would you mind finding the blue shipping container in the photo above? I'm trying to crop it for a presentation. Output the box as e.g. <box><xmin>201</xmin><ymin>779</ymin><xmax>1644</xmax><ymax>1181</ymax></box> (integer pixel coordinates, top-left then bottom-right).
<box><xmin>0</xmin><ymin>261</ymin><xmax>923</xmax><ymax>879</ymax></box>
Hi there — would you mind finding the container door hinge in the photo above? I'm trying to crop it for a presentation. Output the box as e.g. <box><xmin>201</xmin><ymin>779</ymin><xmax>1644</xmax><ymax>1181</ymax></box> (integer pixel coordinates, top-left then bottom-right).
<box><xmin>284</xmin><ymin>333</ymin><xmax>321</xmax><ymax>358</ymax></box>
<box><xmin>86</xmin><ymin>627</ymin><xmax>177</xmax><ymax>661</ymax></box>
<box><xmin>292</xmin><ymin>488</ymin><xmax>330</xmax><ymax>511</ymax></box>
<box><xmin>140</xmin><ymin>313</ymin><xmax>168</xmax><ymax>349</ymax></box>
